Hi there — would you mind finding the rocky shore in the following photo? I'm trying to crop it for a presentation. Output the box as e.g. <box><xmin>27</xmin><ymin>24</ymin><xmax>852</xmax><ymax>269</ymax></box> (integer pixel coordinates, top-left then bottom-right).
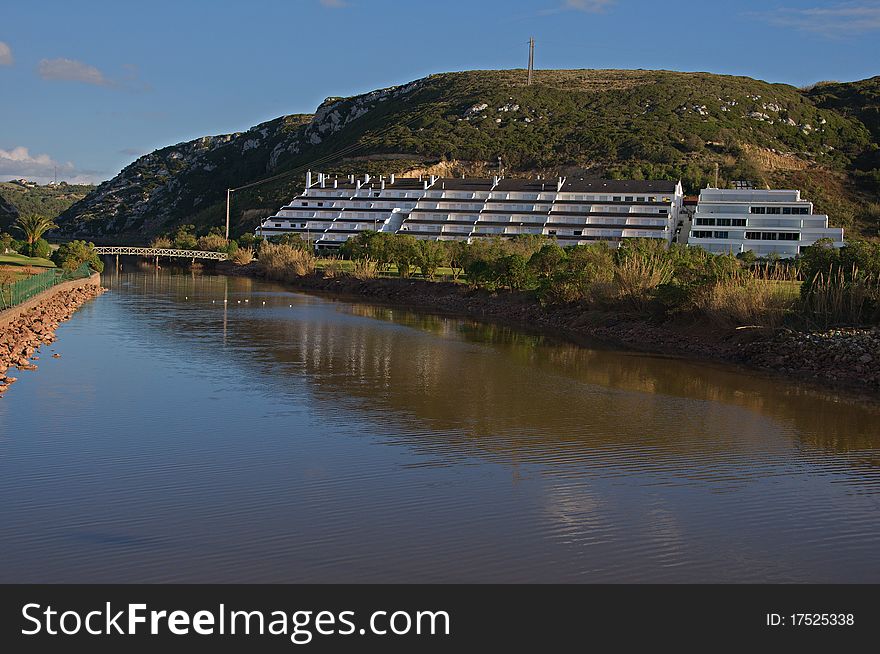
<box><xmin>0</xmin><ymin>283</ymin><xmax>106</xmax><ymax>397</ymax></box>
<box><xmin>219</xmin><ymin>261</ymin><xmax>880</xmax><ymax>395</ymax></box>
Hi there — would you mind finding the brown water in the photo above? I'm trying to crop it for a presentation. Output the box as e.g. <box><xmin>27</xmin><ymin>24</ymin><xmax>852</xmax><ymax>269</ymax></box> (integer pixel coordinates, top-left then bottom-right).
<box><xmin>1</xmin><ymin>265</ymin><xmax>878</xmax><ymax>582</ymax></box>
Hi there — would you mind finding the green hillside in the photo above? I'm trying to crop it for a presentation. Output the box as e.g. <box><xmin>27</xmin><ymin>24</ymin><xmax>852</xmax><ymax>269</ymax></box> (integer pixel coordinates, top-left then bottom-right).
<box><xmin>56</xmin><ymin>69</ymin><xmax>880</xmax><ymax>242</ymax></box>
<box><xmin>0</xmin><ymin>181</ymin><xmax>94</xmax><ymax>231</ymax></box>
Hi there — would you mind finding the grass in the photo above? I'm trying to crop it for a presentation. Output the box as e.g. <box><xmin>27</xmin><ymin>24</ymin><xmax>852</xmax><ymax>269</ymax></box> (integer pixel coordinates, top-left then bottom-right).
<box><xmin>0</xmin><ymin>252</ymin><xmax>56</xmax><ymax>268</ymax></box>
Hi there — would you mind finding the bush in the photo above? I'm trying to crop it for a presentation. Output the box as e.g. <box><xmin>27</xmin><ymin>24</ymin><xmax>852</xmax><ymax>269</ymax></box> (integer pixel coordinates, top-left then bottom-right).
<box><xmin>197</xmin><ymin>233</ymin><xmax>229</xmax><ymax>252</ymax></box>
<box><xmin>32</xmin><ymin>238</ymin><xmax>51</xmax><ymax>259</ymax></box>
<box><xmin>173</xmin><ymin>225</ymin><xmax>198</xmax><ymax>250</ymax></box>
<box><xmin>259</xmin><ymin>243</ymin><xmax>316</xmax><ymax>280</ymax></box>
<box><xmin>150</xmin><ymin>236</ymin><xmax>172</xmax><ymax>249</ymax></box>
<box><xmin>51</xmin><ymin>240</ymin><xmax>104</xmax><ymax>273</ymax></box>
<box><xmin>230</xmin><ymin>248</ymin><xmax>254</xmax><ymax>265</ymax></box>
<box><xmin>0</xmin><ymin>232</ymin><xmax>13</xmax><ymax>254</ymax></box>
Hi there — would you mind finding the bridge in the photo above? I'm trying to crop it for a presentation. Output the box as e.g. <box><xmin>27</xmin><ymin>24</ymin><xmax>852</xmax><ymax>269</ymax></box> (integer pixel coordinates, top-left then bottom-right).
<box><xmin>93</xmin><ymin>246</ymin><xmax>229</xmax><ymax>261</ymax></box>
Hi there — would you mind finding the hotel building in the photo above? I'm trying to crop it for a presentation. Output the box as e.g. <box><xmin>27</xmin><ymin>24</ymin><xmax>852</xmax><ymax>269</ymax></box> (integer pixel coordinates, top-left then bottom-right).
<box><xmin>688</xmin><ymin>188</ymin><xmax>844</xmax><ymax>258</ymax></box>
<box><xmin>257</xmin><ymin>172</ymin><xmax>682</xmax><ymax>248</ymax></box>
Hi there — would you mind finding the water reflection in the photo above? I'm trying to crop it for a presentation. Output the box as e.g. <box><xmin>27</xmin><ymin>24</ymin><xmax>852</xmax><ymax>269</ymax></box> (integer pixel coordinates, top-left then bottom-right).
<box><xmin>0</xmin><ymin>265</ymin><xmax>876</xmax><ymax>583</ymax></box>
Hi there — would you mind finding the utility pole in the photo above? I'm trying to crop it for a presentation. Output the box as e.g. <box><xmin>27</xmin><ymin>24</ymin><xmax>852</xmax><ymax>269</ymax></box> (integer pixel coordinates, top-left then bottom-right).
<box><xmin>713</xmin><ymin>162</ymin><xmax>719</xmax><ymax>189</ymax></box>
<box><xmin>225</xmin><ymin>188</ymin><xmax>232</xmax><ymax>241</ymax></box>
<box><xmin>527</xmin><ymin>37</ymin><xmax>535</xmax><ymax>86</ymax></box>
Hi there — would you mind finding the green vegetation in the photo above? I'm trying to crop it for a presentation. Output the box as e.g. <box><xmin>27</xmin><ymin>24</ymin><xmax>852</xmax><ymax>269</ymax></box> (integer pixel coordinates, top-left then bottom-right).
<box><xmin>293</xmin><ymin>233</ymin><xmax>877</xmax><ymax>329</ymax></box>
<box><xmin>0</xmin><ymin>182</ymin><xmax>93</xmax><ymax>229</ymax></box>
<box><xmin>51</xmin><ymin>240</ymin><xmax>104</xmax><ymax>273</ymax></box>
<box><xmin>13</xmin><ymin>213</ymin><xmax>57</xmax><ymax>258</ymax></box>
<box><xmin>55</xmin><ymin>70</ymin><xmax>880</xmax><ymax>242</ymax></box>
<box><xmin>0</xmin><ymin>252</ymin><xmax>55</xmax><ymax>268</ymax></box>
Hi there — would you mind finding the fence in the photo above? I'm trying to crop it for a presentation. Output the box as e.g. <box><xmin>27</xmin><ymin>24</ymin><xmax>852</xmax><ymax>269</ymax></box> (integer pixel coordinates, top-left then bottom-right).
<box><xmin>0</xmin><ymin>263</ymin><xmax>95</xmax><ymax>311</ymax></box>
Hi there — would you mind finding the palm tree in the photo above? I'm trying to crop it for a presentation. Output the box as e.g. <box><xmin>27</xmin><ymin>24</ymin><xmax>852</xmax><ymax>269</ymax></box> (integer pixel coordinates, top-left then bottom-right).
<box><xmin>14</xmin><ymin>213</ymin><xmax>57</xmax><ymax>257</ymax></box>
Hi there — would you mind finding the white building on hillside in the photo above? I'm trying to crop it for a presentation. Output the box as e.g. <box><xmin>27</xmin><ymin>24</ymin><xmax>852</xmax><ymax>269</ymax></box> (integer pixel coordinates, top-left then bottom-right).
<box><xmin>257</xmin><ymin>172</ymin><xmax>683</xmax><ymax>248</ymax></box>
<box><xmin>688</xmin><ymin>188</ymin><xmax>844</xmax><ymax>258</ymax></box>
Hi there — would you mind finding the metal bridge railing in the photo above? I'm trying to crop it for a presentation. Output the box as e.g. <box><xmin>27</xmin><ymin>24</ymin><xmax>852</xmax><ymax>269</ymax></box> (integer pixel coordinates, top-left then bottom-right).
<box><xmin>0</xmin><ymin>262</ymin><xmax>94</xmax><ymax>311</ymax></box>
<box><xmin>92</xmin><ymin>246</ymin><xmax>229</xmax><ymax>261</ymax></box>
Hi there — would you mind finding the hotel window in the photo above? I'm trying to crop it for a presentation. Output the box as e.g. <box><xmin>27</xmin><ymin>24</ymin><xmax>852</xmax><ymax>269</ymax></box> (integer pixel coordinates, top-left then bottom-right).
<box><xmin>317</xmin><ymin>202</ymin><xmax>324</xmax><ymax>207</ymax></box>
<box><xmin>636</xmin><ymin>197</ymin><xmax>645</xmax><ymax>202</ymax></box>
<box><xmin>766</xmin><ymin>207</ymin><xmax>781</xmax><ymax>214</ymax></box>
<box><xmin>574</xmin><ymin>230</ymin><xmax>582</xmax><ymax>236</ymax></box>
<box><xmin>761</xmin><ymin>232</ymin><xmax>778</xmax><ymax>240</ymax></box>
<box><xmin>613</xmin><ymin>196</ymin><xmax>622</xmax><ymax>202</ymax></box>
<box><xmin>301</xmin><ymin>202</ymin><xmax>308</xmax><ymax>206</ymax></box>
<box><xmin>691</xmin><ymin>231</ymin><xmax>712</xmax><ymax>238</ymax></box>
<box><xmin>625</xmin><ymin>196</ymin><xmax>633</xmax><ymax>202</ymax></box>
<box><xmin>274</xmin><ymin>223</ymin><xmax>281</xmax><ymax>228</ymax></box>
<box><xmin>778</xmin><ymin>232</ymin><xmax>800</xmax><ymax>241</ymax></box>
<box><xmin>745</xmin><ymin>232</ymin><xmax>761</xmax><ymax>240</ymax></box>
<box><xmin>783</xmin><ymin>207</ymin><xmax>792</xmax><ymax>214</ymax></box>
<box><xmin>713</xmin><ymin>231</ymin><xmax>729</xmax><ymax>239</ymax></box>
<box><xmin>696</xmin><ymin>218</ymin><xmax>715</xmax><ymax>226</ymax></box>
<box><xmin>732</xmin><ymin>218</ymin><xmax>746</xmax><ymax>226</ymax></box>
<box><xmin>750</xmin><ymin>206</ymin><xmax>766</xmax><ymax>214</ymax></box>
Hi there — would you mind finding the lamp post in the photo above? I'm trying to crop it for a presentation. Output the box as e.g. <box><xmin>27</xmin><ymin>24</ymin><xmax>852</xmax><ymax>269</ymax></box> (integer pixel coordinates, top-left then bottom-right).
<box><xmin>225</xmin><ymin>188</ymin><xmax>233</xmax><ymax>241</ymax></box>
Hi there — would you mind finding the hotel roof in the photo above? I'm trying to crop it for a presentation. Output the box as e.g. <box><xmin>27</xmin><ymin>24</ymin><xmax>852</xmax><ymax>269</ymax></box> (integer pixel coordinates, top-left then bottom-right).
<box><xmin>560</xmin><ymin>179</ymin><xmax>678</xmax><ymax>194</ymax></box>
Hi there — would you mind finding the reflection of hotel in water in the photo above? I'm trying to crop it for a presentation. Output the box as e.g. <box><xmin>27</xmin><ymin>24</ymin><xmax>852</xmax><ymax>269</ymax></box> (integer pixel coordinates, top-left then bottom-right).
<box><xmin>257</xmin><ymin>171</ymin><xmax>683</xmax><ymax>248</ymax></box>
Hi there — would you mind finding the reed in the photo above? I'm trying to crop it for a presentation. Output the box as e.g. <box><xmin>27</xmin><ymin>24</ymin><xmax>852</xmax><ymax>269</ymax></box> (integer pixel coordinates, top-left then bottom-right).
<box><xmin>258</xmin><ymin>243</ymin><xmax>316</xmax><ymax>280</ymax></box>
<box><xmin>229</xmin><ymin>248</ymin><xmax>254</xmax><ymax>266</ymax></box>
<box><xmin>351</xmin><ymin>258</ymin><xmax>379</xmax><ymax>280</ymax></box>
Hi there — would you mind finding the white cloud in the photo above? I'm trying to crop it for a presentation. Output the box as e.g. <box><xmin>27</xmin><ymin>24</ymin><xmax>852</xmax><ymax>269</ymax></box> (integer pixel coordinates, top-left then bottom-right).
<box><xmin>38</xmin><ymin>58</ymin><xmax>111</xmax><ymax>86</ymax></box>
<box><xmin>0</xmin><ymin>146</ymin><xmax>105</xmax><ymax>185</ymax></box>
<box><xmin>753</xmin><ymin>2</ymin><xmax>880</xmax><ymax>37</ymax></box>
<box><xmin>320</xmin><ymin>0</ymin><xmax>350</xmax><ymax>7</ymax></box>
<box><xmin>0</xmin><ymin>41</ymin><xmax>12</xmax><ymax>66</ymax></box>
<box><xmin>564</xmin><ymin>0</ymin><xmax>614</xmax><ymax>11</ymax></box>
<box><xmin>540</xmin><ymin>0</ymin><xmax>614</xmax><ymax>15</ymax></box>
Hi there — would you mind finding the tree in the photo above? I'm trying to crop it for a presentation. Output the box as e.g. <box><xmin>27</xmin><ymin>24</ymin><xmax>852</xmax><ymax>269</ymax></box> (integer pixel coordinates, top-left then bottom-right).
<box><xmin>0</xmin><ymin>232</ymin><xmax>12</xmax><ymax>254</ymax></box>
<box><xmin>416</xmin><ymin>240</ymin><xmax>448</xmax><ymax>280</ymax></box>
<box><xmin>14</xmin><ymin>213</ymin><xmax>57</xmax><ymax>257</ymax></box>
<box><xmin>390</xmin><ymin>234</ymin><xmax>420</xmax><ymax>278</ymax></box>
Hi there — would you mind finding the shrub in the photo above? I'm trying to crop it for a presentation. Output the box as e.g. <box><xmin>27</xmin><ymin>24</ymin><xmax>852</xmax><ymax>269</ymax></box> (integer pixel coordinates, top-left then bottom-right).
<box><xmin>51</xmin><ymin>240</ymin><xmax>104</xmax><ymax>273</ymax></box>
<box><xmin>172</xmin><ymin>225</ymin><xmax>198</xmax><ymax>250</ymax></box>
<box><xmin>230</xmin><ymin>248</ymin><xmax>254</xmax><ymax>265</ymax></box>
<box><xmin>351</xmin><ymin>258</ymin><xmax>378</xmax><ymax>280</ymax></box>
<box><xmin>0</xmin><ymin>232</ymin><xmax>13</xmax><ymax>254</ymax></box>
<box><xmin>197</xmin><ymin>233</ymin><xmax>229</xmax><ymax>252</ymax></box>
<box><xmin>32</xmin><ymin>238</ymin><xmax>51</xmax><ymax>259</ymax></box>
<box><xmin>150</xmin><ymin>236</ymin><xmax>172</xmax><ymax>249</ymax></box>
<box><xmin>258</xmin><ymin>242</ymin><xmax>316</xmax><ymax>280</ymax></box>
<box><xmin>270</xmin><ymin>233</ymin><xmax>310</xmax><ymax>251</ymax></box>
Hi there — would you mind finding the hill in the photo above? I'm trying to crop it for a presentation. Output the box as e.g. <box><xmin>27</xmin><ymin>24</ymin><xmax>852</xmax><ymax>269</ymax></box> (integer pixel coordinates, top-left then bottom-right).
<box><xmin>0</xmin><ymin>181</ymin><xmax>94</xmax><ymax>231</ymax></box>
<box><xmin>0</xmin><ymin>192</ymin><xmax>18</xmax><ymax>230</ymax></box>
<box><xmin>55</xmin><ymin>69</ymin><xmax>880</xmax><ymax>242</ymax></box>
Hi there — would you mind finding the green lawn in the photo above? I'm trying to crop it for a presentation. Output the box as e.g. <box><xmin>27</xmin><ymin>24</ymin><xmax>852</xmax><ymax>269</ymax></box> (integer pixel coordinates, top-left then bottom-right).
<box><xmin>0</xmin><ymin>252</ymin><xmax>56</xmax><ymax>268</ymax></box>
<box><xmin>314</xmin><ymin>258</ymin><xmax>465</xmax><ymax>281</ymax></box>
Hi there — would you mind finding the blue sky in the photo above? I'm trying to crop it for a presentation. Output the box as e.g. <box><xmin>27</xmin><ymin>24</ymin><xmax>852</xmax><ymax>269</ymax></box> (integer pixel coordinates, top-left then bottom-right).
<box><xmin>1</xmin><ymin>0</ymin><xmax>878</xmax><ymax>184</ymax></box>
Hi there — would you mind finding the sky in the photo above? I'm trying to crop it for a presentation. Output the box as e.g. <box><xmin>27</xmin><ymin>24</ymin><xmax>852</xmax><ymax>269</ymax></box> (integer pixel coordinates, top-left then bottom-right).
<box><xmin>0</xmin><ymin>0</ymin><xmax>878</xmax><ymax>185</ymax></box>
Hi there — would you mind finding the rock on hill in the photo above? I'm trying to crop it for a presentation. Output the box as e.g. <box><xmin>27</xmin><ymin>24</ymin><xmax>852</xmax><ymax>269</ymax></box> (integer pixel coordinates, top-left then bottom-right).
<box><xmin>56</xmin><ymin>69</ymin><xmax>880</xmax><ymax>242</ymax></box>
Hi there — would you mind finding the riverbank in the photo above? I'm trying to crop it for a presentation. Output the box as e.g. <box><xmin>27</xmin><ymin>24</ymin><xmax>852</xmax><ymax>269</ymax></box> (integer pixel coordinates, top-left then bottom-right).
<box><xmin>0</xmin><ymin>273</ymin><xmax>105</xmax><ymax>396</ymax></box>
<box><xmin>219</xmin><ymin>261</ymin><xmax>880</xmax><ymax>394</ymax></box>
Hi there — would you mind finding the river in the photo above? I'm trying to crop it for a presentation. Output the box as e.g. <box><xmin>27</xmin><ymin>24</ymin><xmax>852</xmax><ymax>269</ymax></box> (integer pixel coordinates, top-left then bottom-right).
<box><xmin>1</xmin><ymin>264</ymin><xmax>878</xmax><ymax>582</ymax></box>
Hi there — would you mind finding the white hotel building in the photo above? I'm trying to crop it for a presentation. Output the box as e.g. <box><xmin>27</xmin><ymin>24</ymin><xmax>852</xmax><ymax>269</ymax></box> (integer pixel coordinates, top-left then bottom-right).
<box><xmin>688</xmin><ymin>188</ymin><xmax>844</xmax><ymax>258</ymax></box>
<box><xmin>257</xmin><ymin>172</ymin><xmax>682</xmax><ymax>247</ymax></box>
